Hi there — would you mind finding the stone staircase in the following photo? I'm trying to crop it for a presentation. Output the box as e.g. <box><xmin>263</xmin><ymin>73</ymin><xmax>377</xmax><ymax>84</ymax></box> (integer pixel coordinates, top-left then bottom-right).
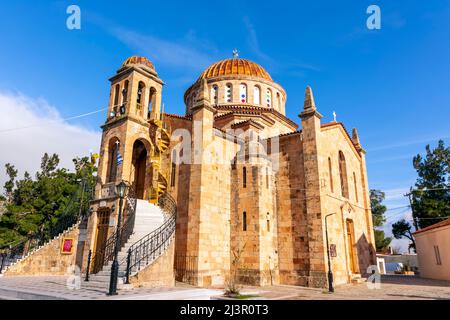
<box><xmin>83</xmin><ymin>200</ymin><xmax>166</xmax><ymax>290</ymax></box>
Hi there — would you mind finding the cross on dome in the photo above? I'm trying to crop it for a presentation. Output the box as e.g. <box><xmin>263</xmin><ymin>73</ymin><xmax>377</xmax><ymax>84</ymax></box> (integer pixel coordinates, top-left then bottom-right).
<box><xmin>232</xmin><ymin>49</ymin><xmax>239</xmax><ymax>58</ymax></box>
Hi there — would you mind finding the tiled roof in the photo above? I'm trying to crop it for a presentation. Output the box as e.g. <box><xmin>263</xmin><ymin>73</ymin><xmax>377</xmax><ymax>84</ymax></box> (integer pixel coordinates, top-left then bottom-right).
<box><xmin>413</xmin><ymin>218</ymin><xmax>450</xmax><ymax>235</ymax></box>
<box><xmin>198</xmin><ymin>58</ymin><xmax>273</xmax><ymax>82</ymax></box>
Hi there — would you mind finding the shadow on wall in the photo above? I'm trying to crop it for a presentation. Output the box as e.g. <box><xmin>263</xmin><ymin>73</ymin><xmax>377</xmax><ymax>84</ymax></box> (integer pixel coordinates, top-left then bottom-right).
<box><xmin>356</xmin><ymin>233</ymin><xmax>376</xmax><ymax>276</ymax></box>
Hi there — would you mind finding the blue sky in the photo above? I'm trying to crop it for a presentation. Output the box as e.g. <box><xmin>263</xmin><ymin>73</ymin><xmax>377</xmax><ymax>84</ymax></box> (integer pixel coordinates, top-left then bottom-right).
<box><xmin>1</xmin><ymin>1</ymin><xmax>449</xmax><ymax>251</ymax></box>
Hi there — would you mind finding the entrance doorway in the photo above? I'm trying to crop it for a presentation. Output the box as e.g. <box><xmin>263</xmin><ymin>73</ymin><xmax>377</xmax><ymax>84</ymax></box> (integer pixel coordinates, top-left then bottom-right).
<box><xmin>93</xmin><ymin>209</ymin><xmax>110</xmax><ymax>273</ymax></box>
<box><xmin>131</xmin><ymin>140</ymin><xmax>147</xmax><ymax>199</ymax></box>
<box><xmin>346</xmin><ymin>219</ymin><xmax>358</xmax><ymax>273</ymax></box>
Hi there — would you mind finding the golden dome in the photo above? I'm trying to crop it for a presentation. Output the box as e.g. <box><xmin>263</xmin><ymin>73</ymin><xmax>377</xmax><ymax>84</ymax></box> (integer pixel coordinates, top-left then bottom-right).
<box><xmin>198</xmin><ymin>58</ymin><xmax>273</xmax><ymax>82</ymax></box>
<box><xmin>122</xmin><ymin>56</ymin><xmax>155</xmax><ymax>70</ymax></box>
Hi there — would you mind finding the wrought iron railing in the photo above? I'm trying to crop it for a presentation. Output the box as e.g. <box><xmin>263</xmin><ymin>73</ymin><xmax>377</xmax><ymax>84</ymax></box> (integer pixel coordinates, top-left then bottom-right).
<box><xmin>85</xmin><ymin>183</ymin><xmax>137</xmax><ymax>278</ymax></box>
<box><xmin>123</xmin><ymin>192</ymin><xmax>177</xmax><ymax>283</ymax></box>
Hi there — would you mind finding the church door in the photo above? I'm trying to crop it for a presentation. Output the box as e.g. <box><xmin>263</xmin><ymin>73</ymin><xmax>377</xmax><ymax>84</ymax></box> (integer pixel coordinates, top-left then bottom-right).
<box><xmin>131</xmin><ymin>140</ymin><xmax>148</xmax><ymax>199</ymax></box>
<box><xmin>93</xmin><ymin>209</ymin><xmax>110</xmax><ymax>273</ymax></box>
<box><xmin>346</xmin><ymin>219</ymin><xmax>357</xmax><ymax>273</ymax></box>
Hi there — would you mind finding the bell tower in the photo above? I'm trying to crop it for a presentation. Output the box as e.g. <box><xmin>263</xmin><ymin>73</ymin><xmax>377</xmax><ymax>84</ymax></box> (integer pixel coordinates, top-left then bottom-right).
<box><xmin>95</xmin><ymin>56</ymin><xmax>164</xmax><ymax>200</ymax></box>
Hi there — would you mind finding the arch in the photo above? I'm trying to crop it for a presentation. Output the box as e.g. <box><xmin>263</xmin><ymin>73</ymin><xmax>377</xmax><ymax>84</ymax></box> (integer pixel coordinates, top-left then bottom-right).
<box><xmin>225</xmin><ymin>83</ymin><xmax>232</xmax><ymax>103</ymax></box>
<box><xmin>265</xmin><ymin>88</ymin><xmax>272</xmax><ymax>108</ymax></box>
<box><xmin>253</xmin><ymin>86</ymin><xmax>261</xmax><ymax>105</ymax></box>
<box><xmin>131</xmin><ymin>139</ymin><xmax>148</xmax><ymax>199</ymax></box>
<box><xmin>328</xmin><ymin>157</ymin><xmax>334</xmax><ymax>193</ymax></box>
<box><xmin>106</xmin><ymin>137</ymin><xmax>120</xmax><ymax>183</ymax></box>
<box><xmin>239</xmin><ymin>83</ymin><xmax>247</xmax><ymax>103</ymax></box>
<box><xmin>339</xmin><ymin>151</ymin><xmax>349</xmax><ymax>198</ymax></box>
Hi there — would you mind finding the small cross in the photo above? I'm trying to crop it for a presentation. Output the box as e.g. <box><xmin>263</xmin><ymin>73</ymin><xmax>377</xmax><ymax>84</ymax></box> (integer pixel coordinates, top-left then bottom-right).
<box><xmin>333</xmin><ymin>111</ymin><xmax>337</xmax><ymax>122</ymax></box>
<box><xmin>232</xmin><ymin>49</ymin><xmax>239</xmax><ymax>58</ymax></box>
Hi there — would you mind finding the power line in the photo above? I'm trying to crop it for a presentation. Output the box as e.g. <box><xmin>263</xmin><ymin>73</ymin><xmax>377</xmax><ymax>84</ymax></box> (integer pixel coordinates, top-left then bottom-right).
<box><xmin>0</xmin><ymin>107</ymin><xmax>107</xmax><ymax>134</ymax></box>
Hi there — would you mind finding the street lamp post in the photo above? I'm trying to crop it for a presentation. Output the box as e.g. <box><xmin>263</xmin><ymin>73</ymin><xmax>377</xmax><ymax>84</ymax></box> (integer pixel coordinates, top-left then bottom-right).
<box><xmin>325</xmin><ymin>213</ymin><xmax>336</xmax><ymax>293</ymax></box>
<box><xmin>108</xmin><ymin>181</ymin><xmax>128</xmax><ymax>296</ymax></box>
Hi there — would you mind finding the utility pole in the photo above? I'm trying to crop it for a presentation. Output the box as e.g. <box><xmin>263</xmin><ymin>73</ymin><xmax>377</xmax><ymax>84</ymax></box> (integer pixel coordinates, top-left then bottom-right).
<box><xmin>405</xmin><ymin>192</ymin><xmax>419</xmax><ymax>231</ymax></box>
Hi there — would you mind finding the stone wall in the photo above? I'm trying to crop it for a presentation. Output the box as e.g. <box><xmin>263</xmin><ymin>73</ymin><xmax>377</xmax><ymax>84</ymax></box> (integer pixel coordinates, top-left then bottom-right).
<box><xmin>5</xmin><ymin>225</ymin><xmax>80</xmax><ymax>276</ymax></box>
<box><xmin>129</xmin><ymin>239</ymin><xmax>176</xmax><ymax>287</ymax></box>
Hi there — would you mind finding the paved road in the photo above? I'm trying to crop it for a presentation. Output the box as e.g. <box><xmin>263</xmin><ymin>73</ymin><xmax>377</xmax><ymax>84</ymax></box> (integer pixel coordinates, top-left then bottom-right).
<box><xmin>0</xmin><ymin>274</ymin><xmax>449</xmax><ymax>300</ymax></box>
<box><xmin>250</xmin><ymin>275</ymin><xmax>450</xmax><ymax>300</ymax></box>
<box><xmin>0</xmin><ymin>275</ymin><xmax>222</xmax><ymax>300</ymax></box>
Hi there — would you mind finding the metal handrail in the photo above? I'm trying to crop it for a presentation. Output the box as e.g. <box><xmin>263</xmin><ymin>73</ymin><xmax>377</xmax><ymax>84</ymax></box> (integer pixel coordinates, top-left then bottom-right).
<box><xmin>123</xmin><ymin>192</ymin><xmax>177</xmax><ymax>283</ymax></box>
<box><xmin>85</xmin><ymin>183</ymin><xmax>137</xmax><ymax>279</ymax></box>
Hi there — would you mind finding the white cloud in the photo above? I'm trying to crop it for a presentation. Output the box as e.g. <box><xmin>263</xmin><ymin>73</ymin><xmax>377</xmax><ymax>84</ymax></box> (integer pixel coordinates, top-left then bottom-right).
<box><xmin>111</xmin><ymin>27</ymin><xmax>216</xmax><ymax>71</ymax></box>
<box><xmin>0</xmin><ymin>91</ymin><xmax>101</xmax><ymax>188</ymax></box>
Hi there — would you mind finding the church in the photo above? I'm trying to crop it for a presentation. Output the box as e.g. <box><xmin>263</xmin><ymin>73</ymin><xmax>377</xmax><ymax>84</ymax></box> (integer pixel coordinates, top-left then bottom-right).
<box><xmin>78</xmin><ymin>53</ymin><xmax>376</xmax><ymax>289</ymax></box>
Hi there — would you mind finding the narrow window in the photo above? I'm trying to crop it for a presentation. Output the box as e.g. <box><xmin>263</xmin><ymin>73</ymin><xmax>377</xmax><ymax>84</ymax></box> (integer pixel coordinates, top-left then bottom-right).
<box><xmin>170</xmin><ymin>150</ymin><xmax>177</xmax><ymax>187</ymax></box>
<box><xmin>353</xmin><ymin>172</ymin><xmax>358</xmax><ymax>202</ymax></box>
<box><xmin>114</xmin><ymin>84</ymin><xmax>120</xmax><ymax>106</ymax></box>
<box><xmin>434</xmin><ymin>246</ymin><xmax>442</xmax><ymax>265</ymax></box>
<box><xmin>276</xmin><ymin>92</ymin><xmax>281</xmax><ymax>109</ymax></box>
<box><xmin>122</xmin><ymin>80</ymin><xmax>129</xmax><ymax>103</ymax></box>
<box><xmin>328</xmin><ymin>157</ymin><xmax>334</xmax><ymax>193</ymax></box>
<box><xmin>243</xmin><ymin>167</ymin><xmax>247</xmax><ymax>188</ymax></box>
<box><xmin>267</xmin><ymin>213</ymin><xmax>270</xmax><ymax>232</ymax></box>
<box><xmin>243</xmin><ymin>211</ymin><xmax>247</xmax><ymax>231</ymax></box>
<box><xmin>225</xmin><ymin>84</ymin><xmax>232</xmax><ymax>103</ymax></box>
<box><xmin>211</xmin><ymin>85</ymin><xmax>218</xmax><ymax>104</ymax></box>
<box><xmin>137</xmin><ymin>82</ymin><xmax>145</xmax><ymax>106</ymax></box>
<box><xmin>266</xmin><ymin>167</ymin><xmax>269</xmax><ymax>188</ymax></box>
<box><xmin>240</xmin><ymin>83</ymin><xmax>247</xmax><ymax>103</ymax></box>
<box><xmin>148</xmin><ymin>88</ymin><xmax>156</xmax><ymax>119</ymax></box>
<box><xmin>266</xmin><ymin>89</ymin><xmax>272</xmax><ymax>108</ymax></box>
<box><xmin>253</xmin><ymin>86</ymin><xmax>261</xmax><ymax>105</ymax></box>
<box><xmin>339</xmin><ymin>151</ymin><xmax>349</xmax><ymax>198</ymax></box>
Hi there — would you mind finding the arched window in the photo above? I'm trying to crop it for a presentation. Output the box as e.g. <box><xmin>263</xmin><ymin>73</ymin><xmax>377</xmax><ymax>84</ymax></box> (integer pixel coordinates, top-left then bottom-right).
<box><xmin>211</xmin><ymin>85</ymin><xmax>219</xmax><ymax>105</ymax></box>
<box><xmin>339</xmin><ymin>151</ymin><xmax>349</xmax><ymax>198</ymax></box>
<box><xmin>266</xmin><ymin>167</ymin><xmax>269</xmax><ymax>188</ymax></box>
<box><xmin>170</xmin><ymin>150</ymin><xmax>177</xmax><ymax>187</ymax></box>
<box><xmin>122</xmin><ymin>80</ymin><xmax>129</xmax><ymax>104</ymax></box>
<box><xmin>243</xmin><ymin>167</ymin><xmax>247</xmax><ymax>188</ymax></box>
<box><xmin>107</xmin><ymin>139</ymin><xmax>120</xmax><ymax>183</ymax></box>
<box><xmin>148</xmin><ymin>87</ymin><xmax>156</xmax><ymax>119</ymax></box>
<box><xmin>267</xmin><ymin>212</ymin><xmax>270</xmax><ymax>232</ymax></box>
<box><xmin>253</xmin><ymin>86</ymin><xmax>261</xmax><ymax>105</ymax></box>
<box><xmin>243</xmin><ymin>211</ymin><xmax>247</xmax><ymax>231</ymax></box>
<box><xmin>240</xmin><ymin>83</ymin><xmax>247</xmax><ymax>103</ymax></box>
<box><xmin>225</xmin><ymin>84</ymin><xmax>232</xmax><ymax>103</ymax></box>
<box><xmin>276</xmin><ymin>92</ymin><xmax>281</xmax><ymax>109</ymax></box>
<box><xmin>353</xmin><ymin>172</ymin><xmax>358</xmax><ymax>203</ymax></box>
<box><xmin>266</xmin><ymin>89</ymin><xmax>272</xmax><ymax>108</ymax></box>
<box><xmin>113</xmin><ymin>84</ymin><xmax>120</xmax><ymax>106</ymax></box>
<box><xmin>328</xmin><ymin>157</ymin><xmax>334</xmax><ymax>193</ymax></box>
<box><xmin>137</xmin><ymin>82</ymin><xmax>145</xmax><ymax>106</ymax></box>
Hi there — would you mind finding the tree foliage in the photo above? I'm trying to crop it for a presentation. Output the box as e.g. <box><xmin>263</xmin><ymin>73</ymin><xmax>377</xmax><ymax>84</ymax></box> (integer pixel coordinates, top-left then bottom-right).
<box><xmin>370</xmin><ymin>189</ymin><xmax>392</xmax><ymax>252</ymax></box>
<box><xmin>0</xmin><ymin>153</ymin><xmax>96</xmax><ymax>248</ymax></box>
<box><xmin>411</xmin><ymin>140</ymin><xmax>450</xmax><ymax>229</ymax></box>
<box><xmin>392</xmin><ymin>219</ymin><xmax>415</xmax><ymax>251</ymax></box>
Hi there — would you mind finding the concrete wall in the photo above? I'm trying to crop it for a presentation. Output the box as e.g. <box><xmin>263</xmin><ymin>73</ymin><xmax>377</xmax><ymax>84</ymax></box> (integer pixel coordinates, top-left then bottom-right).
<box><xmin>415</xmin><ymin>225</ymin><xmax>450</xmax><ymax>281</ymax></box>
